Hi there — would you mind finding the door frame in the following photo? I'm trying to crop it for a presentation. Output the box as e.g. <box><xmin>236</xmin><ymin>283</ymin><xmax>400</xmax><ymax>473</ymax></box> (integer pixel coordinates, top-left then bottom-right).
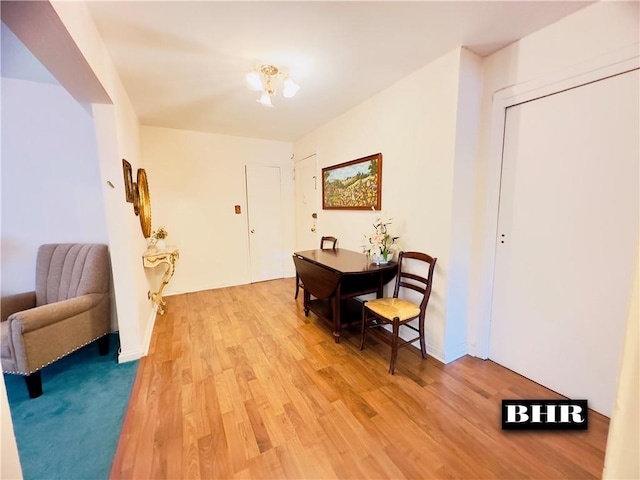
<box><xmin>474</xmin><ymin>46</ymin><xmax>639</xmax><ymax>359</ymax></box>
<box><xmin>294</xmin><ymin>152</ymin><xmax>319</xmax><ymax>251</ymax></box>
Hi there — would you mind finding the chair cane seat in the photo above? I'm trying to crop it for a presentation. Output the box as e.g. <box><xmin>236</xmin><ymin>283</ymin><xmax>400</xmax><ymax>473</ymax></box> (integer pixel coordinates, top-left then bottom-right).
<box><xmin>365</xmin><ymin>298</ymin><xmax>420</xmax><ymax>321</ymax></box>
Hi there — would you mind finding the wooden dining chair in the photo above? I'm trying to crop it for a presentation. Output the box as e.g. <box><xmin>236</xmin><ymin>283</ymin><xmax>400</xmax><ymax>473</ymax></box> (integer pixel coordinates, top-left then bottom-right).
<box><xmin>360</xmin><ymin>251</ymin><xmax>437</xmax><ymax>374</ymax></box>
<box><xmin>295</xmin><ymin>236</ymin><xmax>338</xmax><ymax>299</ymax></box>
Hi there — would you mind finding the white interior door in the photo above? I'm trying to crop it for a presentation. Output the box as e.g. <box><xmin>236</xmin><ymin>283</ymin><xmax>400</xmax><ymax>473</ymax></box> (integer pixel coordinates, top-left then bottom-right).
<box><xmin>489</xmin><ymin>69</ymin><xmax>639</xmax><ymax>416</ymax></box>
<box><xmin>246</xmin><ymin>165</ymin><xmax>284</xmax><ymax>282</ymax></box>
<box><xmin>294</xmin><ymin>154</ymin><xmax>318</xmax><ymax>250</ymax></box>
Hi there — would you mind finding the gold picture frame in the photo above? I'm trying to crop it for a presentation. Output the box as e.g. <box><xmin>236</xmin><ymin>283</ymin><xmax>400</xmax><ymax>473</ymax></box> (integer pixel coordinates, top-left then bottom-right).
<box><xmin>322</xmin><ymin>153</ymin><xmax>382</xmax><ymax>210</ymax></box>
<box><xmin>122</xmin><ymin>159</ymin><xmax>134</xmax><ymax>203</ymax></box>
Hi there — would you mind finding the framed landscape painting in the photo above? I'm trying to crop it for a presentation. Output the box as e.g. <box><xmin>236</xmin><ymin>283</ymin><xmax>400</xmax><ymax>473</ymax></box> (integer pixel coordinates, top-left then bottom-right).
<box><xmin>322</xmin><ymin>153</ymin><xmax>382</xmax><ymax>210</ymax></box>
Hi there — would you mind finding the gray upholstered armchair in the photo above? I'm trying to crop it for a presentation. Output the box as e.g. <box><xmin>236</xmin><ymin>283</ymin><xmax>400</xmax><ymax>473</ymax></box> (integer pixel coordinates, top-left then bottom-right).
<box><xmin>1</xmin><ymin>244</ymin><xmax>111</xmax><ymax>398</ymax></box>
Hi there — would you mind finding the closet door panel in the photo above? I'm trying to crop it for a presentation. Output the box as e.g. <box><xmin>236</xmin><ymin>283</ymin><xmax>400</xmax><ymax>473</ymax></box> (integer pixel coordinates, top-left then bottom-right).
<box><xmin>489</xmin><ymin>70</ymin><xmax>639</xmax><ymax>416</ymax></box>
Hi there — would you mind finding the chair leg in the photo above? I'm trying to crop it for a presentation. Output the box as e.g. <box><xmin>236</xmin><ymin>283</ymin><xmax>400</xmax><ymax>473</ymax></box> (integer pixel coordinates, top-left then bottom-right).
<box><xmin>294</xmin><ymin>273</ymin><xmax>300</xmax><ymax>299</ymax></box>
<box><xmin>419</xmin><ymin>314</ymin><xmax>428</xmax><ymax>359</ymax></box>
<box><xmin>389</xmin><ymin>319</ymin><xmax>400</xmax><ymax>375</ymax></box>
<box><xmin>98</xmin><ymin>334</ymin><xmax>110</xmax><ymax>356</ymax></box>
<box><xmin>24</xmin><ymin>371</ymin><xmax>43</xmax><ymax>398</ymax></box>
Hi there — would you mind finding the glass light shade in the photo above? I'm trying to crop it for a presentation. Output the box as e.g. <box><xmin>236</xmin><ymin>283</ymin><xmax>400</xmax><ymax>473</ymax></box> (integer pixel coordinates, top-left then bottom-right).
<box><xmin>257</xmin><ymin>92</ymin><xmax>274</xmax><ymax>107</ymax></box>
<box><xmin>246</xmin><ymin>71</ymin><xmax>264</xmax><ymax>92</ymax></box>
<box><xmin>282</xmin><ymin>77</ymin><xmax>300</xmax><ymax>98</ymax></box>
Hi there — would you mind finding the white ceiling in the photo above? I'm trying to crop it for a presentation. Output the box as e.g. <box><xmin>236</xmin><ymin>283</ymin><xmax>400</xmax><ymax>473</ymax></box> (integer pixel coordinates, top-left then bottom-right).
<box><xmin>85</xmin><ymin>1</ymin><xmax>592</xmax><ymax>142</ymax></box>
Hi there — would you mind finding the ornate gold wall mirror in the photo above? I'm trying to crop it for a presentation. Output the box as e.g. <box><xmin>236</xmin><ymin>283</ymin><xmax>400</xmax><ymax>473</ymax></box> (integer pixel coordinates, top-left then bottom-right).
<box><xmin>136</xmin><ymin>168</ymin><xmax>152</xmax><ymax>238</ymax></box>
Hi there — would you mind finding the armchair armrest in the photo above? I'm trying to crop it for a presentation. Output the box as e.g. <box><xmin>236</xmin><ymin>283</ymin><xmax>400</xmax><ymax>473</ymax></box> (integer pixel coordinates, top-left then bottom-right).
<box><xmin>1</xmin><ymin>291</ymin><xmax>36</xmax><ymax>322</ymax></box>
<box><xmin>8</xmin><ymin>294</ymin><xmax>105</xmax><ymax>333</ymax></box>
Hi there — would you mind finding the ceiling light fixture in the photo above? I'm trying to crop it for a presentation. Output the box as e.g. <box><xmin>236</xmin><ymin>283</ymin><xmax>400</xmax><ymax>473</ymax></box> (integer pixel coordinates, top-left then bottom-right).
<box><xmin>246</xmin><ymin>64</ymin><xmax>300</xmax><ymax>107</ymax></box>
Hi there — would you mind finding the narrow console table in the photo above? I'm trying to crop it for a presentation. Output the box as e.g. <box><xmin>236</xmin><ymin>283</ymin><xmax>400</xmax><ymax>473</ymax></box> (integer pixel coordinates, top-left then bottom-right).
<box><xmin>292</xmin><ymin>248</ymin><xmax>397</xmax><ymax>343</ymax></box>
<box><xmin>142</xmin><ymin>246</ymin><xmax>179</xmax><ymax>315</ymax></box>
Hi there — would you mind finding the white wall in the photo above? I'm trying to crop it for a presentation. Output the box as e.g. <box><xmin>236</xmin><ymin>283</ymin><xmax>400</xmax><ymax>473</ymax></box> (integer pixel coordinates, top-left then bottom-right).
<box><xmin>140</xmin><ymin>126</ymin><xmax>294</xmax><ymax>293</ymax></box>
<box><xmin>294</xmin><ymin>47</ymin><xmax>479</xmax><ymax>363</ymax></box>
<box><xmin>3</xmin><ymin>1</ymin><xmax>150</xmax><ymax>360</ymax></box>
<box><xmin>445</xmin><ymin>48</ymin><xmax>483</xmax><ymax>359</ymax></box>
<box><xmin>468</xmin><ymin>0</ymin><xmax>640</xmax><ymax>358</ymax></box>
<box><xmin>1</xmin><ymin>77</ymin><xmax>109</xmax><ymax>295</ymax></box>
<box><xmin>51</xmin><ymin>1</ymin><xmax>156</xmax><ymax>361</ymax></box>
<box><xmin>0</xmin><ymin>27</ymin><xmax>111</xmax><ymax>478</ymax></box>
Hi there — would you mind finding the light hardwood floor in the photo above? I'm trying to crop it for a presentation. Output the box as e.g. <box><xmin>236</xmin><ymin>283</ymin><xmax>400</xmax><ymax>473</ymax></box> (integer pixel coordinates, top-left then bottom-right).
<box><xmin>110</xmin><ymin>278</ymin><xmax>609</xmax><ymax>479</ymax></box>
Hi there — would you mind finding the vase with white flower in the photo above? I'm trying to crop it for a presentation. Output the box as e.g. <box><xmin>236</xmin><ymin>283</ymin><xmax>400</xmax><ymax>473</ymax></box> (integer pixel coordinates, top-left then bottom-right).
<box><xmin>362</xmin><ymin>213</ymin><xmax>399</xmax><ymax>265</ymax></box>
<box><xmin>150</xmin><ymin>226</ymin><xmax>168</xmax><ymax>250</ymax></box>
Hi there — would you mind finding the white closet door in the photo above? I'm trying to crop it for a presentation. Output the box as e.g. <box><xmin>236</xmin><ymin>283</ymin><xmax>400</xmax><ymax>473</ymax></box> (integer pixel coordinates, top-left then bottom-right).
<box><xmin>489</xmin><ymin>70</ymin><xmax>639</xmax><ymax>416</ymax></box>
<box><xmin>246</xmin><ymin>165</ymin><xmax>284</xmax><ymax>282</ymax></box>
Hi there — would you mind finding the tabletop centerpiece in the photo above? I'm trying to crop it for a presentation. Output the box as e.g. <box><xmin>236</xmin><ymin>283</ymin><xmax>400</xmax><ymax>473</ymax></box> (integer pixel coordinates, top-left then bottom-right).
<box><xmin>149</xmin><ymin>226</ymin><xmax>169</xmax><ymax>250</ymax></box>
<box><xmin>362</xmin><ymin>212</ymin><xmax>399</xmax><ymax>265</ymax></box>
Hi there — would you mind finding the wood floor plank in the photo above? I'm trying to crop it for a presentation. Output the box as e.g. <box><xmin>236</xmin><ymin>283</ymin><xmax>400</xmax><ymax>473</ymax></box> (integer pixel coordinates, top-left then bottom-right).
<box><xmin>244</xmin><ymin>397</ymin><xmax>274</xmax><ymax>453</ymax></box>
<box><xmin>274</xmin><ymin>436</ymin><xmax>328</xmax><ymax>479</ymax></box>
<box><xmin>245</xmin><ymin>446</ymin><xmax>286</xmax><ymax>479</ymax></box>
<box><xmin>181</xmin><ymin>412</ymin><xmax>201</xmax><ymax>480</ymax></box>
<box><xmin>110</xmin><ymin>278</ymin><xmax>609</xmax><ymax>479</ymax></box>
<box><xmin>220</xmin><ymin>412</ymin><xmax>251</xmax><ymax>471</ymax></box>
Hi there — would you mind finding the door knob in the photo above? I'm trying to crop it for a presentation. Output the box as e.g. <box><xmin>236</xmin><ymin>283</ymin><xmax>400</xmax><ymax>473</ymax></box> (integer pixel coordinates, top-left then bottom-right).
<box><xmin>311</xmin><ymin>226</ymin><xmax>316</xmax><ymax>233</ymax></box>
<box><xmin>250</xmin><ymin>229</ymin><xmax>255</xmax><ymax>233</ymax></box>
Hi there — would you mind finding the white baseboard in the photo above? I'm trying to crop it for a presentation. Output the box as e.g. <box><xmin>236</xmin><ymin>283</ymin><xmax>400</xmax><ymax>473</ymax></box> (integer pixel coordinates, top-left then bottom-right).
<box><xmin>425</xmin><ymin>340</ymin><xmax>468</xmax><ymax>364</ymax></box>
<box><xmin>142</xmin><ymin>304</ymin><xmax>158</xmax><ymax>357</ymax></box>
<box><xmin>444</xmin><ymin>341</ymin><xmax>468</xmax><ymax>364</ymax></box>
<box><xmin>117</xmin><ymin>305</ymin><xmax>157</xmax><ymax>363</ymax></box>
<box><xmin>426</xmin><ymin>340</ymin><xmax>446</xmax><ymax>364</ymax></box>
<box><xmin>117</xmin><ymin>348</ymin><xmax>143</xmax><ymax>363</ymax></box>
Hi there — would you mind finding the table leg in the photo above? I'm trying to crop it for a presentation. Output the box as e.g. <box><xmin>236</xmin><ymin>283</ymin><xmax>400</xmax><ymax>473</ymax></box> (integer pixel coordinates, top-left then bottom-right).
<box><xmin>148</xmin><ymin>255</ymin><xmax>177</xmax><ymax>315</ymax></box>
<box><xmin>333</xmin><ymin>286</ymin><xmax>341</xmax><ymax>343</ymax></box>
<box><xmin>149</xmin><ymin>279</ymin><xmax>169</xmax><ymax>314</ymax></box>
<box><xmin>303</xmin><ymin>289</ymin><xmax>310</xmax><ymax>316</ymax></box>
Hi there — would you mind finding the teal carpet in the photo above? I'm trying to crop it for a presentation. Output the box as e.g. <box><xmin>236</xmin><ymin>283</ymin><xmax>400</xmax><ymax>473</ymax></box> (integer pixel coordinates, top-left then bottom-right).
<box><xmin>4</xmin><ymin>333</ymin><xmax>138</xmax><ymax>480</ymax></box>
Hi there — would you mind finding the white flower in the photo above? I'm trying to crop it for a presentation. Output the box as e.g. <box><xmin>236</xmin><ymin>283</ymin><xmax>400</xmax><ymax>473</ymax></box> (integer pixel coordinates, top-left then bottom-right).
<box><xmin>362</xmin><ymin>212</ymin><xmax>399</xmax><ymax>260</ymax></box>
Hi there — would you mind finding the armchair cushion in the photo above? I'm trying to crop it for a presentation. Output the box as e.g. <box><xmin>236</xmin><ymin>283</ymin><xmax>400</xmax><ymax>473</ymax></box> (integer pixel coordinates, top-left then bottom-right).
<box><xmin>1</xmin><ymin>244</ymin><xmax>111</xmax><ymax>378</ymax></box>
